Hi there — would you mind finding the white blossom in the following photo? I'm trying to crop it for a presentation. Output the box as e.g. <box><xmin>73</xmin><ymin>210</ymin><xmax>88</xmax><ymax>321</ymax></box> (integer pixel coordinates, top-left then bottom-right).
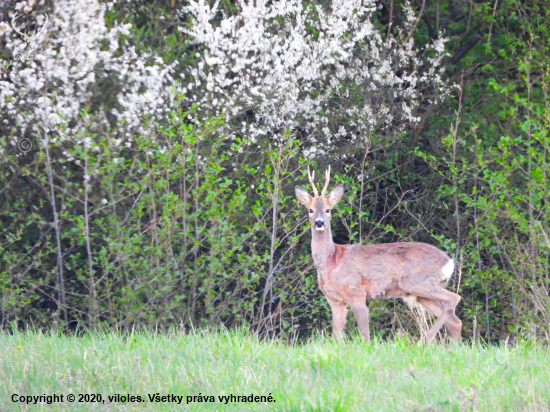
<box><xmin>182</xmin><ymin>0</ymin><xmax>450</xmax><ymax>153</ymax></box>
<box><xmin>0</xmin><ymin>0</ymin><xmax>182</xmax><ymax>158</ymax></box>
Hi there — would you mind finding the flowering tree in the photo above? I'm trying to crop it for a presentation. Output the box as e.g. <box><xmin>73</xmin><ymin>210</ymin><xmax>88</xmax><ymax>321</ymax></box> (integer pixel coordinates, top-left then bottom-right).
<box><xmin>182</xmin><ymin>0</ymin><xmax>450</xmax><ymax>156</ymax></box>
<box><xmin>0</xmin><ymin>0</ymin><xmax>178</xmax><ymax>153</ymax></box>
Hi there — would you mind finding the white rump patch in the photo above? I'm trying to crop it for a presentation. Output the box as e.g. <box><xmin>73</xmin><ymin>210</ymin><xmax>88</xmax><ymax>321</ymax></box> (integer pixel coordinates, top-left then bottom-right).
<box><xmin>441</xmin><ymin>259</ymin><xmax>455</xmax><ymax>280</ymax></box>
<box><xmin>402</xmin><ymin>295</ymin><xmax>417</xmax><ymax>308</ymax></box>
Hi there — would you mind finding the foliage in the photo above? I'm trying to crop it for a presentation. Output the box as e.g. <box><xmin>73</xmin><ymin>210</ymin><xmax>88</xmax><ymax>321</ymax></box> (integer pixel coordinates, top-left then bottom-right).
<box><xmin>1</xmin><ymin>0</ymin><xmax>550</xmax><ymax>343</ymax></box>
<box><xmin>419</xmin><ymin>0</ymin><xmax>550</xmax><ymax>341</ymax></box>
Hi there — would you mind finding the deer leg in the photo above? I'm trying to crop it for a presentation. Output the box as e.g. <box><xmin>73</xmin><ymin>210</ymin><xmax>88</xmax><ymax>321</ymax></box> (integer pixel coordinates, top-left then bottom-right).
<box><xmin>328</xmin><ymin>300</ymin><xmax>347</xmax><ymax>339</ymax></box>
<box><xmin>411</xmin><ymin>288</ymin><xmax>461</xmax><ymax>341</ymax></box>
<box><xmin>416</xmin><ymin>297</ymin><xmax>462</xmax><ymax>342</ymax></box>
<box><xmin>350</xmin><ymin>303</ymin><xmax>371</xmax><ymax>341</ymax></box>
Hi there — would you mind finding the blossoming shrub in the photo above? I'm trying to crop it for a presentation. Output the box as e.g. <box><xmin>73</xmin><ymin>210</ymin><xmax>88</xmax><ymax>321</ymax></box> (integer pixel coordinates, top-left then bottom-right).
<box><xmin>0</xmin><ymin>0</ymin><xmax>178</xmax><ymax>150</ymax></box>
<box><xmin>182</xmin><ymin>0</ymin><xmax>450</xmax><ymax>157</ymax></box>
<box><xmin>2</xmin><ymin>0</ymin><xmax>550</xmax><ymax>342</ymax></box>
<box><xmin>1</xmin><ymin>0</ymin><xmax>447</xmax><ymax>336</ymax></box>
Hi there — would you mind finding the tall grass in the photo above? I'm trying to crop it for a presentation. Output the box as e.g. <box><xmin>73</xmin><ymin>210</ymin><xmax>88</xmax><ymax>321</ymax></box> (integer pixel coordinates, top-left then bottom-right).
<box><xmin>1</xmin><ymin>329</ymin><xmax>549</xmax><ymax>411</ymax></box>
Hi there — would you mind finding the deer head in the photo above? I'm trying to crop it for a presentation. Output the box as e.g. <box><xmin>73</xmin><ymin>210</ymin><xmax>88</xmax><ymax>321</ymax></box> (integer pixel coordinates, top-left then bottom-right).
<box><xmin>11</xmin><ymin>12</ymin><xmax>49</xmax><ymax>47</ymax></box>
<box><xmin>295</xmin><ymin>166</ymin><xmax>343</xmax><ymax>233</ymax></box>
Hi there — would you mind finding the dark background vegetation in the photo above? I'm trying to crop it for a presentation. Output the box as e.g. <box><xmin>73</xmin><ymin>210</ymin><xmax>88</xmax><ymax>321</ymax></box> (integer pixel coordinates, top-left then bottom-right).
<box><xmin>1</xmin><ymin>0</ymin><xmax>549</xmax><ymax>342</ymax></box>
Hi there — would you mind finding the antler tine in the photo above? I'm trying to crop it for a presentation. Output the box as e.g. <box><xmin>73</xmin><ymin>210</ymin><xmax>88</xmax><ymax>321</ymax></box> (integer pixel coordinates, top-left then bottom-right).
<box><xmin>11</xmin><ymin>12</ymin><xmax>25</xmax><ymax>37</ymax></box>
<box><xmin>321</xmin><ymin>165</ymin><xmax>331</xmax><ymax>197</ymax></box>
<box><xmin>307</xmin><ymin>165</ymin><xmax>319</xmax><ymax>197</ymax></box>
<box><xmin>34</xmin><ymin>15</ymin><xmax>49</xmax><ymax>38</ymax></box>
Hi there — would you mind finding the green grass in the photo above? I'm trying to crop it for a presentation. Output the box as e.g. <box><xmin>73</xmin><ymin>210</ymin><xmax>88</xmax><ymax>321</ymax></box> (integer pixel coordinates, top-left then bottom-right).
<box><xmin>1</xmin><ymin>329</ymin><xmax>549</xmax><ymax>411</ymax></box>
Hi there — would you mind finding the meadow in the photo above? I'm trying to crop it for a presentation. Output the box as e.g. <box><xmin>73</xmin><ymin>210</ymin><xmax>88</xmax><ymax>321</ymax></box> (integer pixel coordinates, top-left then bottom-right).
<box><xmin>1</xmin><ymin>329</ymin><xmax>549</xmax><ymax>411</ymax></box>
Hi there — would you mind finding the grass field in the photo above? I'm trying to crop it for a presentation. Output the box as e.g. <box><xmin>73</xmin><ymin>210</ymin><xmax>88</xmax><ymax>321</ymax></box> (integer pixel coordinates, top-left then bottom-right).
<box><xmin>1</xmin><ymin>329</ymin><xmax>549</xmax><ymax>411</ymax></box>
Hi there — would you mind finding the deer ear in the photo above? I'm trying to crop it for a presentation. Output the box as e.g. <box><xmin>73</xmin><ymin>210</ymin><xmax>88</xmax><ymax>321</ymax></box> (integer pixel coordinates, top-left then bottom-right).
<box><xmin>295</xmin><ymin>186</ymin><xmax>312</xmax><ymax>206</ymax></box>
<box><xmin>328</xmin><ymin>184</ymin><xmax>344</xmax><ymax>206</ymax></box>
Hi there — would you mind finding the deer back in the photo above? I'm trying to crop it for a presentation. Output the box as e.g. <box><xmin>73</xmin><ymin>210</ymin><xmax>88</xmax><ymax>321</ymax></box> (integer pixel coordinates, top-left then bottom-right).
<box><xmin>318</xmin><ymin>242</ymin><xmax>453</xmax><ymax>302</ymax></box>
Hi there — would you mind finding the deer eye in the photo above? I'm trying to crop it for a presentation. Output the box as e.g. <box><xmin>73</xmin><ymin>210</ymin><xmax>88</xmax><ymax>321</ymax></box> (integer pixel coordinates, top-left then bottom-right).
<box><xmin>309</xmin><ymin>209</ymin><xmax>314</xmax><ymax>213</ymax></box>
<box><xmin>326</xmin><ymin>209</ymin><xmax>331</xmax><ymax>213</ymax></box>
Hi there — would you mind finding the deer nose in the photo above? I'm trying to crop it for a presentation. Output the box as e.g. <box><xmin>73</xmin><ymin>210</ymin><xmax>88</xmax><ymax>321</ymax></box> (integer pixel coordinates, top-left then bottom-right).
<box><xmin>315</xmin><ymin>219</ymin><xmax>325</xmax><ymax>227</ymax></box>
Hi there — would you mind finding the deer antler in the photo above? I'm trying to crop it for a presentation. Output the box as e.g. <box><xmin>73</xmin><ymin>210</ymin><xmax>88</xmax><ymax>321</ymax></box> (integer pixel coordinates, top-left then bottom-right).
<box><xmin>10</xmin><ymin>12</ymin><xmax>49</xmax><ymax>44</ymax></box>
<box><xmin>32</xmin><ymin>14</ymin><xmax>49</xmax><ymax>41</ymax></box>
<box><xmin>321</xmin><ymin>165</ymin><xmax>331</xmax><ymax>197</ymax></box>
<box><xmin>307</xmin><ymin>166</ymin><xmax>319</xmax><ymax>197</ymax></box>
<box><xmin>11</xmin><ymin>12</ymin><xmax>27</xmax><ymax>40</ymax></box>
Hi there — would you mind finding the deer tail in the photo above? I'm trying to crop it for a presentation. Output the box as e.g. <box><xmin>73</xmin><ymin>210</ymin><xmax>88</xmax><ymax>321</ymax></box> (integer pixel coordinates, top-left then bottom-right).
<box><xmin>441</xmin><ymin>258</ymin><xmax>455</xmax><ymax>281</ymax></box>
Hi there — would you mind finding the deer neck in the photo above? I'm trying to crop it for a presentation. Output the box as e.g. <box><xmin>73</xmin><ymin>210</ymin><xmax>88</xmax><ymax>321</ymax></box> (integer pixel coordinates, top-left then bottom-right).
<box><xmin>311</xmin><ymin>225</ymin><xmax>336</xmax><ymax>272</ymax></box>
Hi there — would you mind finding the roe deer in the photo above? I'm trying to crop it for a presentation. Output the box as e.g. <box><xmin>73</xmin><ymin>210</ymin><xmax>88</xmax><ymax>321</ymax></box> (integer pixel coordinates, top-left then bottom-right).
<box><xmin>295</xmin><ymin>166</ymin><xmax>462</xmax><ymax>341</ymax></box>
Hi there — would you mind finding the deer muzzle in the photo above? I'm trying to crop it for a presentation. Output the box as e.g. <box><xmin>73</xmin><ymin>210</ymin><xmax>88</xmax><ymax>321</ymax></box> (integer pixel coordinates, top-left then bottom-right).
<box><xmin>314</xmin><ymin>219</ymin><xmax>325</xmax><ymax>231</ymax></box>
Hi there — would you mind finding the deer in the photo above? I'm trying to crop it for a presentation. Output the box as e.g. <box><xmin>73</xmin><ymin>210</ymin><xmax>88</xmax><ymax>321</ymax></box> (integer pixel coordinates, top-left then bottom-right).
<box><xmin>295</xmin><ymin>166</ymin><xmax>462</xmax><ymax>342</ymax></box>
<box><xmin>11</xmin><ymin>12</ymin><xmax>49</xmax><ymax>53</ymax></box>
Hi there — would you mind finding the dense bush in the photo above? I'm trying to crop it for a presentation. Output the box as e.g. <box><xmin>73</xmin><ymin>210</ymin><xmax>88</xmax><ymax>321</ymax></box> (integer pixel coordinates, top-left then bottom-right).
<box><xmin>1</xmin><ymin>0</ymin><xmax>549</xmax><ymax>342</ymax></box>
